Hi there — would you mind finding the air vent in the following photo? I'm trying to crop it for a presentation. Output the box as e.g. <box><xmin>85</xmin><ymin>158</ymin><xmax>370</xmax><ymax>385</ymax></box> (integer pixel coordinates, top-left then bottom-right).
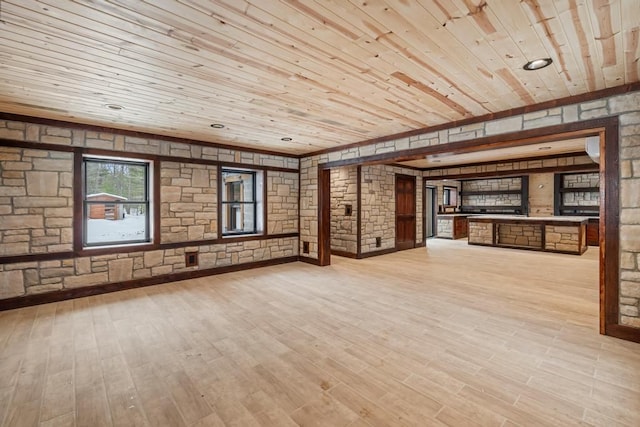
<box><xmin>185</xmin><ymin>252</ymin><xmax>198</xmax><ymax>267</ymax></box>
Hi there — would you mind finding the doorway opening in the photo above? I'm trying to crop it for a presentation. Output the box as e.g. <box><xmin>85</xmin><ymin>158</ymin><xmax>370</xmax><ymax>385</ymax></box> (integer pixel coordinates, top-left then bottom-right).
<box><xmin>318</xmin><ymin>117</ymin><xmax>624</xmax><ymax>339</ymax></box>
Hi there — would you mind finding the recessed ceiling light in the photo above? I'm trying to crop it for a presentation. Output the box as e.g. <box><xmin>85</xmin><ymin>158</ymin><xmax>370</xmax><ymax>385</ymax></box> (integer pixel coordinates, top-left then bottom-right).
<box><xmin>210</xmin><ymin>123</ymin><xmax>224</xmax><ymax>129</ymax></box>
<box><xmin>523</xmin><ymin>58</ymin><xmax>553</xmax><ymax>71</ymax></box>
<box><xmin>104</xmin><ymin>104</ymin><xmax>124</xmax><ymax>110</ymax></box>
<box><xmin>281</xmin><ymin>137</ymin><xmax>293</xmax><ymax>142</ymax></box>
<box><xmin>538</xmin><ymin>146</ymin><xmax>552</xmax><ymax>150</ymax></box>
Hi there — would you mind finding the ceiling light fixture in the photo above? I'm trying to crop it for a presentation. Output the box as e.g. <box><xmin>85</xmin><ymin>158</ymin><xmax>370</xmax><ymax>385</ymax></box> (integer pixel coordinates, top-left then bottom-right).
<box><xmin>523</xmin><ymin>58</ymin><xmax>553</xmax><ymax>71</ymax></box>
<box><xmin>538</xmin><ymin>146</ymin><xmax>552</xmax><ymax>150</ymax></box>
<box><xmin>210</xmin><ymin>123</ymin><xmax>224</xmax><ymax>129</ymax></box>
<box><xmin>281</xmin><ymin>137</ymin><xmax>293</xmax><ymax>142</ymax></box>
<box><xmin>104</xmin><ymin>104</ymin><xmax>124</xmax><ymax>110</ymax></box>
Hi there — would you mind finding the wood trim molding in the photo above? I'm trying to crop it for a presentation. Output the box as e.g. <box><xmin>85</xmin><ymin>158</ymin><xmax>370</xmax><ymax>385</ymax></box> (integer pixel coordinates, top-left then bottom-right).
<box><xmin>600</xmin><ymin>119</ymin><xmax>621</xmax><ymax>337</ymax></box>
<box><xmin>317</xmin><ymin>167</ymin><xmax>331</xmax><ymax>266</ymax></box>
<box><xmin>0</xmin><ymin>139</ymin><xmax>299</xmax><ymax>173</ymax></box>
<box><xmin>321</xmin><ymin>119</ymin><xmax>612</xmax><ymax>169</ymax></box>
<box><xmin>306</xmin><ymin>82</ymin><xmax>640</xmax><ymax>158</ymax></box>
<box><xmin>426</xmin><ymin>163</ymin><xmax>599</xmax><ymax>181</ymax></box>
<box><xmin>72</xmin><ymin>151</ymin><xmax>84</xmax><ymax>252</ymax></box>
<box><xmin>298</xmin><ymin>256</ymin><xmax>321</xmax><ymax>266</ymax></box>
<box><xmin>356</xmin><ymin>165</ymin><xmax>362</xmax><ymax>257</ymax></box>
<box><xmin>0</xmin><ymin>138</ymin><xmax>76</xmax><ymax>152</ymax></box>
<box><xmin>0</xmin><ymin>256</ymin><xmax>299</xmax><ymax>312</ymax></box>
<box><xmin>0</xmin><ymin>233</ymin><xmax>300</xmax><ymax>265</ymax></box>
<box><xmin>419</xmin><ymin>152</ymin><xmax>590</xmax><ymax>172</ymax></box>
<box><xmin>330</xmin><ymin>250</ymin><xmax>358</xmax><ymax>259</ymax></box>
<box><xmin>153</xmin><ymin>159</ymin><xmax>162</xmax><ymax>245</ymax></box>
<box><xmin>605</xmin><ymin>324</ymin><xmax>640</xmax><ymax>344</ymax></box>
<box><xmin>0</xmin><ymin>112</ymin><xmax>297</xmax><ymax>159</ymax></box>
<box><xmin>358</xmin><ymin>247</ymin><xmax>398</xmax><ymax>259</ymax></box>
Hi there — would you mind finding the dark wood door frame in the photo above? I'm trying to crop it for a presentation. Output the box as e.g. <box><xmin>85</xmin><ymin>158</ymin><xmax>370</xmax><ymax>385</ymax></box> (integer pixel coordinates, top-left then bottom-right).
<box><xmin>317</xmin><ymin>167</ymin><xmax>331</xmax><ymax>266</ymax></box>
<box><xmin>319</xmin><ymin>116</ymin><xmax>636</xmax><ymax>342</ymax></box>
<box><xmin>423</xmin><ymin>182</ymin><xmax>437</xmax><ymax>240</ymax></box>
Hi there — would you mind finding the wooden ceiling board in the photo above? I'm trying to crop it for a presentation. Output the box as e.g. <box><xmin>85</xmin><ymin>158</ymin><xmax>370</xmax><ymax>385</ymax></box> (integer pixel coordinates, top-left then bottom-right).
<box><xmin>0</xmin><ymin>0</ymin><xmax>638</xmax><ymax>154</ymax></box>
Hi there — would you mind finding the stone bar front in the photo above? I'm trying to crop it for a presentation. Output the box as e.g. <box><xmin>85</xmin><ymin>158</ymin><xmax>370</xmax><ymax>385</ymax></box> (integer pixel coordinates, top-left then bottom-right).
<box><xmin>436</xmin><ymin>214</ymin><xmax>470</xmax><ymax>239</ymax></box>
<box><xmin>467</xmin><ymin>216</ymin><xmax>588</xmax><ymax>255</ymax></box>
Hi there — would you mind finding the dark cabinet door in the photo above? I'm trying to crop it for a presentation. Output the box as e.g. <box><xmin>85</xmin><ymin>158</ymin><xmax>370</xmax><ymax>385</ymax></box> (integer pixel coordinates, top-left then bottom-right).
<box><xmin>396</xmin><ymin>175</ymin><xmax>416</xmax><ymax>250</ymax></box>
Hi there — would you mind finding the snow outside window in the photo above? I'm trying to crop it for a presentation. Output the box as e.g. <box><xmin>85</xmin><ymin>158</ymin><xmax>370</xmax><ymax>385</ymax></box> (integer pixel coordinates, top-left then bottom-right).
<box><xmin>83</xmin><ymin>156</ymin><xmax>152</xmax><ymax>247</ymax></box>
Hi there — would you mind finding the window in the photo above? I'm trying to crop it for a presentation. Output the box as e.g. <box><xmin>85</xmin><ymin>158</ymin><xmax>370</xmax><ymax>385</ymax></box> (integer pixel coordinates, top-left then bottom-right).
<box><xmin>221</xmin><ymin>168</ymin><xmax>263</xmax><ymax>236</ymax></box>
<box><xmin>83</xmin><ymin>156</ymin><xmax>152</xmax><ymax>247</ymax></box>
<box><xmin>443</xmin><ymin>186</ymin><xmax>458</xmax><ymax>206</ymax></box>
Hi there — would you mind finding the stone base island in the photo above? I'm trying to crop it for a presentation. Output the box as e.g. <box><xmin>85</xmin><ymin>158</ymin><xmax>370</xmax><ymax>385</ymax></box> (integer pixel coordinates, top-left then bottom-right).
<box><xmin>467</xmin><ymin>216</ymin><xmax>589</xmax><ymax>255</ymax></box>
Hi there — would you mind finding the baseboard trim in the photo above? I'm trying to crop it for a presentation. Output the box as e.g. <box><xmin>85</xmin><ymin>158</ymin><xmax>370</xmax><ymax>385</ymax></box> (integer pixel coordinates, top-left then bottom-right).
<box><xmin>0</xmin><ymin>256</ymin><xmax>298</xmax><ymax>312</ymax></box>
<box><xmin>330</xmin><ymin>250</ymin><xmax>358</xmax><ymax>259</ymax></box>
<box><xmin>358</xmin><ymin>248</ymin><xmax>398</xmax><ymax>259</ymax></box>
<box><xmin>606</xmin><ymin>324</ymin><xmax>640</xmax><ymax>343</ymax></box>
<box><xmin>298</xmin><ymin>256</ymin><xmax>322</xmax><ymax>266</ymax></box>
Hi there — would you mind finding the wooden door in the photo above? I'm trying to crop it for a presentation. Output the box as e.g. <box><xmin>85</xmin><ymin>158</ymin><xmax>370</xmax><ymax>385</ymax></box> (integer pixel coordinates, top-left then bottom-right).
<box><xmin>396</xmin><ymin>175</ymin><xmax>416</xmax><ymax>251</ymax></box>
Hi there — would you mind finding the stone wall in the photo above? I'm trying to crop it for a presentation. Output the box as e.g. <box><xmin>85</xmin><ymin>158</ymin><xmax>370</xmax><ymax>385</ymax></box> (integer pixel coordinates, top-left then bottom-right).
<box><xmin>562</xmin><ymin>172</ymin><xmax>600</xmax><ymax>207</ymax></box>
<box><xmin>468</xmin><ymin>222</ymin><xmax>493</xmax><ymax>245</ymax></box>
<box><xmin>267</xmin><ymin>171</ymin><xmax>299</xmax><ymax>234</ymax></box>
<box><xmin>360</xmin><ymin>165</ymin><xmax>422</xmax><ymax>254</ymax></box>
<box><xmin>361</xmin><ymin>165</ymin><xmax>395</xmax><ymax>253</ymax></box>
<box><xmin>544</xmin><ymin>225</ymin><xmax>582</xmax><ymax>253</ymax></box>
<box><xmin>497</xmin><ymin>224</ymin><xmax>542</xmax><ymax>248</ymax></box>
<box><xmin>619</xmin><ymin>97</ymin><xmax>640</xmax><ymax>327</ymax></box>
<box><xmin>436</xmin><ymin>218</ymin><xmax>453</xmax><ymax>238</ymax></box>
<box><xmin>0</xmin><ymin>118</ymin><xmax>300</xmax><ymax>301</ymax></box>
<box><xmin>0</xmin><ymin>147</ymin><xmax>73</xmax><ymax>256</ymax></box>
<box><xmin>564</xmin><ymin>172</ymin><xmax>600</xmax><ymax>188</ymax></box>
<box><xmin>461</xmin><ymin>177</ymin><xmax>522</xmax><ymax>208</ymax></box>
<box><xmin>330</xmin><ymin>167</ymin><xmax>358</xmax><ymax>254</ymax></box>
<box><xmin>424</xmin><ymin>154</ymin><xmax>595</xmax><ymax>178</ymax></box>
<box><xmin>0</xmin><ymin>237</ymin><xmax>297</xmax><ymax>299</ymax></box>
<box><xmin>161</xmin><ymin>162</ymin><xmax>217</xmax><ymax>243</ymax></box>
<box><xmin>300</xmin><ymin>90</ymin><xmax>640</xmax><ymax>329</ymax></box>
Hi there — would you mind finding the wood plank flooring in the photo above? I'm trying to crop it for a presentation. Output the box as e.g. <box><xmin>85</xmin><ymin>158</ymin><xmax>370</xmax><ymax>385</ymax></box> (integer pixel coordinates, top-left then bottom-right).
<box><xmin>1</xmin><ymin>239</ymin><xmax>639</xmax><ymax>426</ymax></box>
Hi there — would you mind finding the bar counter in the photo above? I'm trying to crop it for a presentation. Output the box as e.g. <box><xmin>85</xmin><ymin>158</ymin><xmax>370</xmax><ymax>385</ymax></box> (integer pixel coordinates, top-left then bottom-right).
<box><xmin>467</xmin><ymin>215</ymin><xmax>588</xmax><ymax>255</ymax></box>
<box><xmin>436</xmin><ymin>214</ymin><xmax>470</xmax><ymax>239</ymax></box>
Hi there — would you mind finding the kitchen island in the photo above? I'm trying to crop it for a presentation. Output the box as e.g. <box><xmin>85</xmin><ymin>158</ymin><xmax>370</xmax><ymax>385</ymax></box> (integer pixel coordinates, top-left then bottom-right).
<box><xmin>436</xmin><ymin>214</ymin><xmax>470</xmax><ymax>239</ymax></box>
<box><xmin>467</xmin><ymin>215</ymin><xmax>588</xmax><ymax>255</ymax></box>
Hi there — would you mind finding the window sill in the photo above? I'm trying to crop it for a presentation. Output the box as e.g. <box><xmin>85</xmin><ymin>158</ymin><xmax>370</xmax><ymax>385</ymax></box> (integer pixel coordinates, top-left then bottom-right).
<box><xmin>221</xmin><ymin>232</ymin><xmax>265</xmax><ymax>242</ymax></box>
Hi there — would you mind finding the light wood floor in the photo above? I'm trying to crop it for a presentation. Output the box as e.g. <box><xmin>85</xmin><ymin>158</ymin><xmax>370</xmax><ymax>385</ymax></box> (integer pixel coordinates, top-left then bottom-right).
<box><xmin>1</xmin><ymin>239</ymin><xmax>639</xmax><ymax>427</ymax></box>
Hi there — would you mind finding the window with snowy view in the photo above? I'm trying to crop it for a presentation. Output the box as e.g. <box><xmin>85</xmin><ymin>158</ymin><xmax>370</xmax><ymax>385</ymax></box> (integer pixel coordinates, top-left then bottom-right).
<box><xmin>83</xmin><ymin>157</ymin><xmax>151</xmax><ymax>247</ymax></box>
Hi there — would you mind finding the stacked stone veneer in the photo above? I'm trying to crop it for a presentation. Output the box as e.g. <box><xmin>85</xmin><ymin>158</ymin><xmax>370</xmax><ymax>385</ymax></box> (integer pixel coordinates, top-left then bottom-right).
<box><xmin>0</xmin><ymin>119</ymin><xmax>299</xmax><ymax>300</ymax></box>
<box><xmin>0</xmin><ymin>147</ymin><xmax>73</xmax><ymax>256</ymax></box>
<box><xmin>331</xmin><ymin>167</ymin><xmax>358</xmax><ymax>254</ymax></box>
<box><xmin>562</xmin><ymin>172</ymin><xmax>600</xmax><ymax>207</ymax></box>
<box><xmin>267</xmin><ymin>171</ymin><xmax>298</xmax><ymax>234</ymax></box>
<box><xmin>544</xmin><ymin>225</ymin><xmax>583</xmax><ymax>253</ymax></box>
<box><xmin>498</xmin><ymin>224</ymin><xmax>542</xmax><ymax>248</ymax></box>
<box><xmin>0</xmin><ymin>237</ymin><xmax>297</xmax><ymax>297</ymax></box>
<box><xmin>300</xmin><ymin>90</ymin><xmax>640</xmax><ymax>329</ymax></box>
<box><xmin>425</xmin><ymin>154</ymin><xmax>595</xmax><ymax>178</ymax></box>
<box><xmin>462</xmin><ymin>177</ymin><xmax>522</xmax><ymax>207</ymax></box>
<box><xmin>468</xmin><ymin>222</ymin><xmax>493</xmax><ymax>245</ymax></box>
<box><xmin>361</xmin><ymin>165</ymin><xmax>395</xmax><ymax>252</ymax></box>
<box><xmin>436</xmin><ymin>218</ymin><xmax>453</xmax><ymax>238</ymax></box>
<box><xmin>360</xmin><ymin>165</ymin><xmax>422</xmax><ymax>253</ymax></box>
<box><xmin>161</xmin><ymin>162</ymin><xmax>217</xmax><ymax>243</ymax></box>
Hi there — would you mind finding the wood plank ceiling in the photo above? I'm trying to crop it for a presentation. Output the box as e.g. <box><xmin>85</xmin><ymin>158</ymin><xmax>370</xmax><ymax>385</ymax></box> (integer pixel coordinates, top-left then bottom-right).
<box><xmin>0</xmin><ymin>0</ymin><xmax>638</xmax><ymax>155</ymax></box>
